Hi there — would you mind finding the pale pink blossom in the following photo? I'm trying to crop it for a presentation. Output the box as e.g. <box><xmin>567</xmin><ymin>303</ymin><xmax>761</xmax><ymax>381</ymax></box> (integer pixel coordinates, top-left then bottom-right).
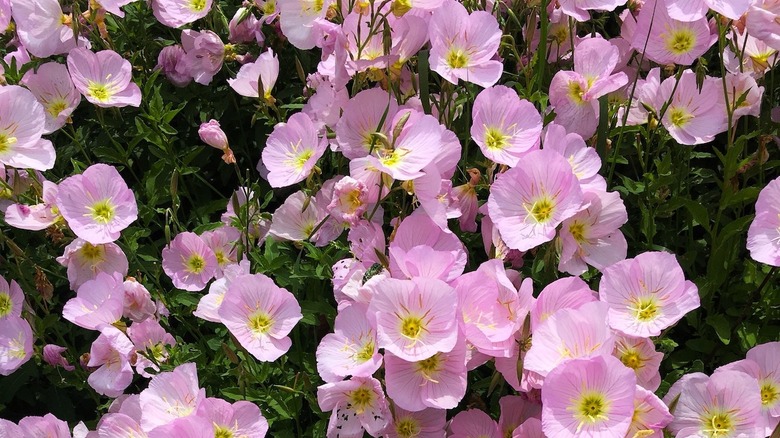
<box><xmin>139</xmin><ymin>362</ymin><xmax>206</xmax><ymax>431</ymax></box>
<box><xmin>43</xmin><ymin>344</ymin><xmax>75</xmax><ymax>371</ymax></box>
<box><xmin>196</xmin><ymin>398</ymin><xmax>269</xmax><ymax>438</ymax></box>
<box><xmin>152</xmin><ymin>0</ymin><xmax>212</xmax><ymax>28</ymax></box>
<box><xmin>21</xmin><ymin>62</ymin><xmax>81</xmax><ymax>134</ymax></box>
<box><xmin>0</xmin><ymin>315</ymin><xmax>33</xmax><ymax>375</ymax></box>
<box><xmin>67</xmin><ymin>48</ymin><xmax>142</xmax><ymax>108</ymax></box>
<box><xmin>179</xmin><ymin>30</ymin><xmax>224</xmax><ymax>86</ymax></box>
<box><xmin>0</xmin><ymin>275</ymin><xmax>23</xmax><ymax>320</ymax></box>
<box><xmin>62</xmin><ymin>272</ymin><xmax>125</xmax><ymax>330</ymax></box>
<box><xmin>747</xmin><ymin>177</ymin><xmax>780</xmax><ymax>266</ymax></box>
<box><xmin>632</xmin><ymin>0</ymin><xmax>714</xmax><ymax>66</ymax></box>
<box><xmin>0</xmin><ymin>85</ymin><xmax>56</xmax><ymax>171</ymax></box>
<box><xmin>57</xmin><ymin>238</ymin><xmax>129</xmax><ymax>290</ymax></box>
<box><xmin>87</xmin><ymin>325</ymin><xmax>135</xmax><ymax>397</ymax></box>
<box><xmin>316</xmin><ymin>303</ymin><xmax>381</xmax><ymax>383</ymax></box>
<box><xmin>11</xmin><ymin>0</ymin><xmax>80</xmax><ymax>58</ymax></box>
<box><xmin>658</xmin><ymin>70</ymin><xmax>727</xmax><ymax>145</ymax></box>
<box><xmin>228</xmin><ymin>48</ymin><xmax>279</xmax><ymax>100</ymax></box>
<box><xmin>317</xmin><ymin>376</ymin><xmax>390</xmax><ymax>437</ymax></box>
<box><xmin>128</xmin><ymin>319</ymin><xmax>175</xmax><ymax>377</ymax></box>
<box><xmin>262</xmin><ymin>112</ymin><xmax>327</xmax><ymax>188</ymax></box>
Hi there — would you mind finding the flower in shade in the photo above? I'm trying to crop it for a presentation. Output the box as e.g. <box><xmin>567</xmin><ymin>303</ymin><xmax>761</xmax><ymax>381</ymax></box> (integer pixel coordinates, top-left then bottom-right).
<box><xmin>156</xmin><ymin>45</ymin><xmax>191</xmax><ymax>87</ymax></box>
<box><xmin>667</xmin><ymin>370</ymin><xmax>763</xmax><ymax>437</ymax></box>
<box><xmin>67</xmin><ymin>48</ymin><xmax>142</xmax><ymax>108</ymax></box>
<box><xmin>385</xmin><ymin>407</ymin><xmax>446</xmax><ymax>438</ymax></box>
<box><xmin>62</xmin><ymin>272</ymin><xmax>125</xmax><ymax>330</ymax></box>
<box><xmin>315</xmin><ymin>303</ymin><xmax>381</xmax><ymax>383</ymax></box>
<box><xmin>56</xmin><ymin>163</ymin><xmax>138</xmax><ymax>244</ymax></box>
<box><xmin>261</xmin><ymin>112</ymin><xmax>327</xmax><ymax>188</ymax></box>
<box><xmin>162</xmin><ymin>231</ymin><xmax>218</xmax><ymax>291</ymax></box>
<box><xmin>558</xmin><ymin>0</ymin><xmax>627</xmax><ymax>21</ymax></box>
<box><xmin>524</xmin><ymin>301</ymin><xmax>616</xmax><ymax>379</ymax></box>
<box><xmin>0</xmin><ymin>315</ymin><xmax>33</xmax><ymax>376</ymax></box>
<box><xmin>487</xmin><ymin>149</ymin><xmax>584</xmax><ymax>252</ymax></box>
<box><xmin>228</xmin><ymin>48</ymin><xmax>279</xmax><ymax>101</ymax></box>
<box><xmin>0</xmin><ymin>275</ymin><xmax>23</xmax><ymax>320</ymax></box>
<box><xmin>196</xmin><ymin>398</ymin><xmax>269</xmax><ymax>438</ymax></box>
<box><xmin>499</xmin><ymin>395</ymin><xmax>543</xmax><ymax>437</ymax></box>
<box><xmin>151</xmin><ymin>0</ymin><xmax>212</xmax><ymax>28</ymax></box>
<box><xmin>56</xmin><ymin>238</ymin><xmax>129</xmax><ymax>290</ymax></box>
<box><xmin>42</xmin><ymin>344</ymin><xmax>75</xmax><ymax>371</ymax></box>
<box><xmin>139</xmin><ymin>363</ymin><xmax>206</xmax><ymax>431</ymax></box>
<box><xmin>0</xmin><ymin>85</ymin><xmax>56</xmax><ymax>171</ymax></box>
<box><xmin>17</xmin><ymin>414</ymin><xmax>71</xmax><ymax>438</ymax></box>
<box><xmin>366</xmin><ymin>277</ymin><xmax>458</xmax><ymax>362</ymax></box>
<box><xmin>747</xmin><ymin>177</ymin><xmax>780</xmax><ymax>267</ymax></box>
<box><xmin>199</xmin><ymin>119</ymin><xmax>235</xmax><ymax>164</ymax></box>
<box><xmin>384</xmin><ymin>336</ymin><xmax>467</xmax><ymax>411</ymax></box>
<box><xmin>428</xmin><ymin>0</ymin><xmax>503</xmax><ymax>87</ymax></box>
<box><xmin>317</xmin><ymin>376</ymin><xmax>390</xmax><ymax>437</ymax></box>
<box><xmin>20</xmin><ymin>62</ymin><xmax>81</xmax><ymax>134</ymax></box>
<box><xmin>541</xmin><ymin>355</ymin><xmax>636</xmax><ymax>437</ymax></box>
<box><xmin>218</xmin><ymin>273</ymin><xmax>302</xmax><ymax>362</ymax></box>
<box><xmin>179</xmin><ymin>30</ymin><xmax>225</xmax><ymax>86</ymax></box>
<box><xmin>599</xmin><ymin>251</ymin><xmax>700</xmax><ymax>337</ymax></box>
<box><xmin>87</xmin><ymin>324</ymin><xmax>135</xmax><ymax>397</ymax></box>
<box><xmin>471</xmin><ymin>86</ymin><xmax>541</xmax><ymax>167</ymax></box>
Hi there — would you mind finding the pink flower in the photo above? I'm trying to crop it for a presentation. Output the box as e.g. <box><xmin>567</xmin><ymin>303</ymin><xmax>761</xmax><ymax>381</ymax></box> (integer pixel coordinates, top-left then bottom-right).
<box><xmin>228</xmin><ymin>48</ymin><xmax>279</xmax><ymax>100</ymax></box>
<box><xmin>269</xmin><ymin>190</ymin><xmax>329</xmax><ymax>243</ymax></box>
<box><xmin>179</xmin><ymin>30</ymin><xmax>224</xmax><ymax>86</ymax></box>
<box><xmin>449</xmin><ymin>409</ymin><xmax>501</xmax><ymax>438</ymax></box>
<box><xmin>20</xmin><ymin>62</ymin><xmax>81</xmax><ymax>134</ymax></box>
<box><xmin>559</xmin><ymin>0</ymin><xmax>627</xmax><ymax>21</ymax></box>
<box><xmin>43</xmin><ymin>344</ymin><xmax>75</xmax><ymax>371</ymax></box>
<box><xmin>56</xmin><ymin>163</ymin><xmax>138</xmax><ymax>244</ymax></box>
<box><xmin>499</xmin><ymin>395</ymin><xmax>543</xmax><ymax>437</ymax></box>
<box><xmin>261</xmin><ymin>112</ymin><xmax>327</xmax><ymax>188</ymax></box>
<box><xmin>628</xmin><ymin>386</ymin><xmax>673</xmax><ymax>438</ymax></box>
<box><xmin>549</xmin><ymin>38</ymin><xmax>628</xmax><ymax>139</ymax></box>
<box><xmin>599</xmin><ymin>251</ymin><xmax>700</xmax><ymax>337</ymax></box>
<box><xmin>156</xmin><ymin>45</ymin><xmax>191</xmax><ymax>87</ymax></box>
<box><xmin>17</xmin><ymin>414</ymin><xmax>71</xmax><ymax>438</ymax></box>
<box><xmin>148</xmin><ymin>416</ymin><xmax>212</xmax><ymax>438</ymax></box>
<box><xmin>67</xmin><ymin>48</ymin><xmax>142</xmax><ymax>108</ymax></box>
<box><xmin>524</xmin><ymin>301</ymin><xmax>616</xmax><ymax>379</ymax></box>
<box><xmin>194</xmin><ymin>260</ymin><xmax>250</xmax><ymax>323</ymax></box>
<box><xmin>334</xmin><ymin>88</ymin><xmax>398</xmax><ymax>160</ymax></box>
<box><xmin>200</xmin><ymin>226</ymin><xmax>240</xmax><ymax>277</ymax></box>
<box><xmin>541</xmin><ymin>355</ymin><xmax>636</xmax><ymax>437</ymax></box>
<box><xmin>87</xmin><ymin>325</ymin><xmax>135</xmax><ymax>397</ymax></box>
<box><xmin>317</xmin><ymin>376</ymin><xmax>390</xmax><ymax>437</ymax></box>
<box><xmin>57</xmin><ymin>238</ymin><xmax>129</xmax><ymax>290</ymax></box>
<box><xmin>632</xmin><ymin>0</ymin><xmax>714</xmax><ymax>66</ymax></box>
<box><xmin>0</xmin><ymin>315</ymin><xmax>33</xmax><ymax>375</ymax></box>
<box><xmin>62</xmin><ymin>272</ymin><xmax>125</xmax><ymax>330</ymax></box>
<box><xmin>658</xmin><ymin>70</ymin><xmax>727</xmax><ymax>145</ymax></box>
<box><xmin>725</xmin><ymin>72</ymin><xmax>764</xmax><ymax>123</ymax></box>
<box><xmin>389</xmin><ymin>210</ymin><xmax>467</xmax><ymax>279</ymax></box>
<box><xmin>96</xmin><ymin>413</ymin><xmax>146</xmax><ymax>437</ymax></box>
<box><xmin>162</xmin><ymin>231</ymin><xmax>218</xmax><ymax>291</ymax></box>
<box><xmin>747</xmin><ymin>1</ymin><xmax>780</xmax><ymax>52</ymax></box>
<box><xmin>487</xmin><ymin>149</ymin><xmax>584</xmax><ymax>252</ymax></box>
<box><xmin>530</xmin><ymin>276</ymin><xmax>597</xmax><ymax>331</ymax></box>
<box><xmin>471</xmin><ymin>85</ymin><xmax>542</xmax><ymax>167</ymax></box>
<box><xmin>0</xmin><ymin>85</ymin><xmax>56</xmax><ymax>171</ymax></box>
<box><xmin>612</xmin><ymin>334</ymin><xmax>663</xmax><ymax>391</ymax></box>
<box><xmin>665</xmin><ymin>0</ymin><xmax>750</xmax><ymax>21</ymax></box>
<box><xmin>0</xmin><ymin>0</ymin><xmax>10</xmax><ymax>32</ymax></box>
<box><xmin>748</xmin><ymin>177</ymin><xmax>780</xmax><ymax>266</ymax></box>
<box><xmin>94</xmin><ymin>0</ymin><xmax>136</xmax><ymax>17</ymax></box>
<box><xmin>228</xmin><ymin>8</ymin><xmax>264</xmax><ymax>44</ymax></box>
<box><xmin>198</xmin><ymin>119</ymin><xmax>228</xmax><ymax>150</ymax></box>
<box><xmin>327</xmin><ymin>176</ymin><xmax>368</xmax><ymax>226</ymax></box>
<box><xmin>384</xmin><ymin>336</ymin><xmax>467</xmax><ymax>411</ymax></box>
<box><xmin>3</xmin><ymin>180</ymin><xmax>60</xmax><ymax>231</ymax></box>
<box><xmin>127</xmin><ymin>319</ymin><xmax>176</xmax><ymax>377</ymax></box>
<box><xmin>0</xmin><ymin>275</ymin><xmax>23</xmax><ymax>320</ymax></box>
<box><xmin>218</xmin><ymin>273</ymin><xmax>302</xmax><ymax>362</ymax></box>
<box><xmin>367</xmin><ymin>277</ymin><xmax>458</xmax><ymax>361</ymax></box>
<box><xmin>11</xmin><ymin>0</ymin><xmax>79</xmax><ymax>58</ymax></box>
<box><xmin>151</xmin><ymin>0</ymin><xmax>212</xmax><ymax>28</ymax></box>
<box><xmin>196</xmin><ymin>398</ymin><xmax>269</xmax><ymax>438</ymax></box>
<box><xmin>139</xmin><ymin>362</ymin><xmax>206</xmax><ymax>431</ymax></box>
<box><xmin>543</xmin><ymin>122</ymin><xmax>605</xmax><ymax>190</ymax></box>
<box><xmin>316</xmin><ymin>303</ymin><xmax>381</xmax><ymax>383</ymax></box>
<box><xmin>667</xmin><ymin>370</ymin><xmax>763</xmax><ymax>437</ymax></box>
<box><xmin>428</xmin><ymin>0</ymin><xmax>503</xmax><ymax>87</ymax></box>
<box><xmin>385</xmin><ymin>407</ymin><xmax>446</xmax><ymax>438</ymax></box>
<box><xmin>278</xmin><ymin>0</ymin><xmax>333</xmax><ymax>50</ymax></box>
<box><xmin>123</xmin><ymin>278</ymin><xmax>157</xmax><ymax>322</ymax></box>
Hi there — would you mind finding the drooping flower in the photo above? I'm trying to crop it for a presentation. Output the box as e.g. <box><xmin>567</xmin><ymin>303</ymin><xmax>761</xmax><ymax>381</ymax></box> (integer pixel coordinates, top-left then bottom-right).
<box><xmin>316</xmin><ymin>303</ymin><xmax>382</xmax><ymax>383</ymax></box>
<box><xmin>599</xmin><ymin>251</ymin><xmax>700</xmax><ymax>337</ymax></box>
<box><xmin>366</xmin><ymin>277</ymin><xmax>458</xmax><ymax>361</ymax></box>
<box><xmin>20</xmin><ymin>62</ymin><xmax>81</xmax><ymax>134</ymax></box>
<box><xmin>667</xmin><ymin>370</ymin><xmax>763</xmax><ymax>437</ymax></box>
<box><xmin>632</xmin><ymin>0</ymin><xmax>714</xmax><ymax>66</ymax></box>
<box><xmin>139</xmin><ymin>363</ymin><xmax>206</xmax><ymax>431</ymax></box>
<box><xmin>0</xmin><ymin>315</ymin><xmax>33</xmax><ymax>375</ymax></box>
<box><xmin>228</xmin><ymin>48</ymin><xmax>279</xmax><ymax>100</ymax></box>
<box><xmin>317</xmin><ymin>376</ymin><xmax>390</xmax><ymax>437</ymax></box>
<box><xmin>87</xmin><ymin>324</ymin><xmax>135</xmax><ymax>397</ymax></box>
<box><xmin>62</xmin><ymin>272</ymin><xmax>125</xmax><ymax>330</ymax></box>
<box><xmin>748</xmin><ymin>177</ymin><xmax>780</xmax><ymax>267</ymax></box>
<box><xmin>196</xmin><ymin>398</ymin><xmax>269</xmax><ymax>438</ymax></box>
<box><xmin>487</xmin><ymin>149</ymin><xmax>584</xmax><ymax>252</ymax></box>
<box><xmin>42</xmin><ymin>344</ymin><xmax>75</xmax><ymax>371</ymax></box>
<box><xmin>67</xmin><ymin>48</ymin><xmax>142</xmax><ymax>108</ymax></box>
<box><xmin>156</xmin><ymin>45</ymin><xmax>191</xmax><ymax>87</ymax></box>
<box><xmin>0</xmin><ymin>275</ymin><xmax>23</xmax><ymax>320</ymax></box>
<box><xmin>428</xmin><ymin>0</ymin><xmax>503</xmax><ymax>87</ymax></box>
<box><xmin>56</xmin><ymin>163</ymin><xmax>138</xmax><ymax>244</ymax></box>
<box><xmin>179</xmin><ymin>30</ymin><xmax>225</xmax><ymax>86</ymax></box>
<box><xmin>218</xmin><ymin>273</ymin><xmax>302</xmax><ymax>362</ymax></box>
<box><xmin>151</xmin><ymin>0</ymin><xmax>212</xmax><ymax>28</ymax></box>
<box><xmin>123</xmin><ymin>278</ymin><xmax>157</xmax><ymax>322</ymax></box>
<box><xmin>261</xmin><ymin>112</ymin><xmax>327</xmax><ymax>188</ymax></box>
<box><xmin>658</xmin><ymin>70</ymin><xmax>728</xmax><ymax>145</ymax></box>
<box><xmin>541</xmin><ymin>355</ymin><xmax>636</xmax><ymax>437</ymax></box>
<box><xmin>228</xmin><ymin>7</ymin><xmax>264</xmax><ymax>44</ymax></box>
<box><xmin>162</xmin><ymin>231</ymin><xmax>218</xmax><ymax>291</ymax></box>
<box><xmin>471</xmin><ymin>85</ymin><xmax>542</xmax><ymax>167</ymax></box>
<box><xmin>0</xmin><ymin>85</ymin><xmax>56</xmax><ymax>171</ymax></box>
<box><xmin>57</xmin><ymin>238</ymin><xmax>129</xmax><ymax>290</ymax></box>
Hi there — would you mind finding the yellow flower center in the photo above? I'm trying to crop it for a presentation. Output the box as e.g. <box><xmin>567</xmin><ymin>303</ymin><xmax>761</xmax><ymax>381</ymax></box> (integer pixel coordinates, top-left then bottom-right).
<box><xmin>568</xmin><ymin>221</ymin><xmax>587</xmax><ymax>243</ymax></box>
<box><xmin>262</xmin><ymin>0</ymin><xmax>276</xmax><ymax>15</ymax></box>
<box><xmin>669</xmin><ymin>107</ymin><xmax>693</xmax><ymax>127</ymax></box>
<box><xmin>666</xmin><ymin>28</ymin><xmax>696</xmax><ymax>56</ymax></box>
<box><xmin>761</xmin><ymin>382</ymin><xmax>779</xmax><ymax>406</ymax></box>
<box><xmin>47</xmin><ymin>99</ymin><xmax>69</xmax><ymax>117</ymax></box>
<box><xmin>484</xmin><ymin>127</ymin><xmax>508</xmax><ymax>150</ymax></box>
<box><xmin>574</xmin><ymin>393</ymin><xmax>610</xmax><ymax>426</ymax></box>
<box><xmin>415</xmin><ymin>353</ymin><xmax>442</xmax><ymax>382</ymax></box>
<box><xmin>391</xmin><ymin>0</ymin><xmax>412</xmax><ymax>16</ymax></box>
<box><xmin>0</xmin><ymin>133</ymin><xmax>18</xmax><ymax>154</ymax></box>
<box><xmin>185</xmin><ymin>254</ymin><xmax>206</xmax><ymax>274</ymax></box>
<box><xmin>80</xmin><ymin>243</ymin><xmax>105</xmax><ymax>262</ymax></box>
<box><xmin>214</xmin><ymin>426</ymin><xmax>233</xmax><ymax>438</ymax></box>
<box><xmin>214</xmin><ymin>250</ymin><xmax>228</xmax><ymax>266</ymax></box>
<box><xmin>87</xmin><ymin>81</ymin><xmax>112</xmax><ymax>102</ymax></box>
<box><xmin>702</xmin><ymin>412</ymin><xmax>733</xmax><ymax>437</ymax></box>
<box><xmin>355</xmin><ymin>339</ymin><xmax>375</xmax><ymax>362</ymax></box>
<box><xmin>620</xmin><ymin>350</ymin><xmax>643</xmax><ymax>370</ymax></box>
<box><xmin>528</xmin><ymin>198</ymin><xmax>555</xmax><ymax>223</ymax></box>
<box><xmin>0</xmin><ymin>293</ymin><xmax>12</xmax><ymax>318</ymax></box>
<box><xmin>313</xmin><ymin>0</ymin><xmax>324</xmax><ymax>12</ymax></box>
<box><xmin>395</xmin><ymin>418</ymin><xmax>421</xmax><ymax>437</ymax></box>
<box><xmin>189</xmin><ymin>0</ymin><xmax>206</xmax><ymax>12</ymax></box>
<box><xmin>631</xmin><ymin>297</ymin><xmax>660</xmax><ymax>322</ymax></box>
<box><xmin>349</xmin><ymin>387</ymin><xmax>374</xmax><ymax>414</ymax></box>
<box><xmin>568</xmin><ymin>81</ymin><xmax>587</xmax><ymax>105</ymax></box>
<box><xmin>446</xmin><ymin>49</ymin><xmax>468</xmax><ymax>69</ymax></box>
<box><xmin>248</xmin><ymin>312</ymin><xmax>274</xmax><ymax>334</ymax></box>
<box><xmin>400</xmin><ymin>316</ymin><xmax>424</xmax><ymax>339</ymax></box>
<box><xmin>89</xmin><ymin>199</ymin><xmax>116</xmax><ymax>224</ymax></box>
<box><xmin>288</xmin><ymin>147</ymin><xmax>314</xmax><ymax>171</ymax></box>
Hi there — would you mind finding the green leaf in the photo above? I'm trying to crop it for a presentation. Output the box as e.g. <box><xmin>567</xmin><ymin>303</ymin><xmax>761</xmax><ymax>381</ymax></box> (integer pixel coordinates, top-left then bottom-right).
<box><xmin>706</xmin><ymin>314</ymin><xmax>731</xmax><ymax>345</ymax></box>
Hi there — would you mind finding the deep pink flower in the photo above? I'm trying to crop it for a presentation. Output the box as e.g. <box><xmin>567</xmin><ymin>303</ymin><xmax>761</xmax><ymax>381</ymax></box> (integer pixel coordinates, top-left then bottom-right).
<box><xmin>156</xmin><ymin>45</ymin><xmax>191</xmax><ymax>87</ymax></box>
<box><xmin>43</xmin><ymin>344</ymin><xmax>75</xmax><ymax>371</ymax></box>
